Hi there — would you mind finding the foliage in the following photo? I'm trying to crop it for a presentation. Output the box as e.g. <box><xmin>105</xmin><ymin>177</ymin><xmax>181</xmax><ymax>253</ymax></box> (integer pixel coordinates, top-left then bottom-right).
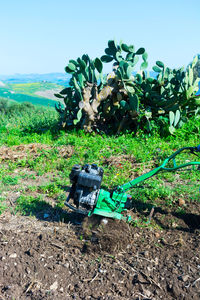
<box><xmin>38</xmin><ymin>183</ymin><xmax>62</xmax><ymax>197</ymax></box>
<box><xmin>0</xmin><ymin>98</ymin><xmax>9</xmax><ymax>113</ymax></box>
<box><xmin>188</xmin><ymin>54</ymin><xmax>200</xmax><ymax>81</ymax></box>
<box><xmin>0</xmin><ymin>99</ymin><xmax>35</xmax><ymax>114</ymax></box>
<box><xmin>55</xmin><ymin>40</ymin><xmax>148</xmax><ymax>133</ymax></box>
<box><xmin>138</xmin><ymin>57</ymin><xmax>200</xmax><ymax>134</ymax></box>
<box><xmin>55</xmin><ymin>54</ymin><xmax>105</xmax><ymax>131</ymax></box>
<box><xmin>2</xmin><ymin>175</ymin><xmax>19</xmax><ymax>185</ymax></box>
<box><xmin>55</xmin><ymin>40</ymin><xmax>200</xmax><ymax>135</ymax></box>
<box><xmin>15</xmin><ymin>195</ymin><xmax>49</xmax><ymax>215</ymax></box>
<box><xmin>0</xmin><ymin>102</ymin><xmax>59</xmax><ymax>135</ymax></box>
<box><xmin>0</xmin><ymin>197</ymin><xmax>7</xmax><ymax>215</ymax></box>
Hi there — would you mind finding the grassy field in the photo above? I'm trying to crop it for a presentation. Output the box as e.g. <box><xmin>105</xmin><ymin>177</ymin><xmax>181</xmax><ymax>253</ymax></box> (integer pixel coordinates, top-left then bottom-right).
<box><xmin>0</xmin><ymin>105</ymin><xmax>200</xmax><ymax>223</ymax></box>
<box><xmin>0</xmin><ymin>82</ymin><xmax>64</xmax><ymax>107</ymax></box>
<box><xmin>10</xmin><ymin>82</ymin><xmax>63</xmax><ymax>95</ymax></box>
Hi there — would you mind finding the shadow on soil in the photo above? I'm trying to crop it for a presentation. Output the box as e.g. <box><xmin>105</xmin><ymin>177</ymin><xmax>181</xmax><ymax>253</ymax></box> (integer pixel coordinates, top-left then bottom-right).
<box><xmin>17</xmin><ymin>186</ymin><xmax>85</xmax><ymax>225</ymax></box>
<box><xmin>132</xmin><ymin>199</ymin><xmax>200</xmax><ymax>232</ymax></box>
<box><xmin>21</xmin><ymin>199</ymin><xmax>85</xmax><ymax>225</ymax></box>
<box><xmin>173</xmin><ymin>211</ymin><xmax>200</xmax><ymax>230</ymax></box>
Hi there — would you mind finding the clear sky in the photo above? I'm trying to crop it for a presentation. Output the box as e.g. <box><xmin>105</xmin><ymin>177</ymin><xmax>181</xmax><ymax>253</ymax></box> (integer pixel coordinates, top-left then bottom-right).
<box><xmin>0</xmin><ymin>0</ymin><xmax>200</xmax><ymax>75</ymax></box>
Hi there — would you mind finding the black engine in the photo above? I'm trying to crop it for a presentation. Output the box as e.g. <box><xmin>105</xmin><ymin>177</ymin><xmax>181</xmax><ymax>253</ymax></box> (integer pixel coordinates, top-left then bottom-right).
<box><xmin>67</xmin><ymin>164</ymin><xmax>104</xmax><ymax>212</ymax></box>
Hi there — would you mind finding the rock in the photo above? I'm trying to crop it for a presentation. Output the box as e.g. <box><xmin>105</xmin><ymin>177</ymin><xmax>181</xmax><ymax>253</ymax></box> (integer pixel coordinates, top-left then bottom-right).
<box><xmin>98</xmin><ymin>267</ymin><xmax>107</xmax><ymax>274</ymax></box>
<box><xmin>154</xmin><ymin>257</ymin><xmax>159</xmax><ymax>265</ymax></box>
<box><xmin>182</xmin><ymin>275</ymin><xmax>190</xmax><ymax>282</ymax></box>
<box><xmin>50</xmin><ymin>281</ymin><xmax>58</xmax><ymax>291</ymax></box>
<box><xmin>74</xmin><ymin>248</ymin><xmax>80</xmax><ymax>255</ymax></box>
<box><xmin>101</xmin><ymin>218</ymin><xmax>108</xmax><ymax>225</ymax></box>
<box><xmin>178</xmin><ymin>198</ymin><xmax>185</xmax><ymax>206</ymax></box>
<box><xmin>9</xmin><ymin>253</ymin><xmax>17</xmax><ymax>258</ymax></box>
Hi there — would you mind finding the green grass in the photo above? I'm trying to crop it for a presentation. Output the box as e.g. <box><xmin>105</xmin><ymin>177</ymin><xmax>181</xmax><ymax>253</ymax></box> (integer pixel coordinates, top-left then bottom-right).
<box><xmin>2</xmin><ymin>175</ymin><xmax>20</xmax><ymax>185</ymax></box>
<box><xmin>0</xmin><ymin>197</ymin><xmax>7</xmax><ymax>214</ymax></box>
<box><xmin>0</xmin><ymin>107</ymin><xmax>200</xmax><ymax>220</ymax></box>
<box><xmin>38</xmin><ymin>183</ymin><xmax>63</xmax><ymax>197</ymax></box>
<box><xmin>0</xmin><ymin>104</ymin><xmax>59</xmax><ymax>138</ymax></box>
<box><xmin>15</xmin><ymin>195</ymin><xmax>49</xmax><ymax>215</ymax></box>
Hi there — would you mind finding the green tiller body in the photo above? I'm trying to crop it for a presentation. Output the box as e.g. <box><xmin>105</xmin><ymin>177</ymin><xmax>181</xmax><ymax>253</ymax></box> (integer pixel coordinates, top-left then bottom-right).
<box><xmin>65</xmin><ymin>146</ymin><xmax>200</xmax><ymax>221</ymax></box>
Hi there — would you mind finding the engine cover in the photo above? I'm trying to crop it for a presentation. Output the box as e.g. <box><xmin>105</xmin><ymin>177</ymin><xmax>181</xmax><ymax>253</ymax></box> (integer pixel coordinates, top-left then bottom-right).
<box><xmin>68</xmin><ymin>164</ymin><xmax>103</xmax><ymax>211</ymax></box>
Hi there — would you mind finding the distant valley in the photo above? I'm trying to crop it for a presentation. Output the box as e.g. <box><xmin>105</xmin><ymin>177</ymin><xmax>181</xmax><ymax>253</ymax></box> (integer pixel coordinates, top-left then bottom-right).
<box><xmin>0</xmin><ymin>82</ymin><xmax>65</xmax><ymax>108</ymax></box>
<box><xmin>0</xmin><ymin>72</ymin><xmax>69</xmax><ymax>85</ymax></box>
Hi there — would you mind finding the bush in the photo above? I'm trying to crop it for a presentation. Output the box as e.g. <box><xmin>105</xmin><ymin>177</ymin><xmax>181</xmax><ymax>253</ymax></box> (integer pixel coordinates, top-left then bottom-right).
<box><xmin>0</xmin><ymin>98</ymin><xmax>9</xmax><ymax>113</ymax></box>
<box><xmin>0</xmin><ymin>102</ymin><xmax>59</xmax><ymax>134</ymax></box>
<box><xmin>0</xmin><ymin>99</ymin><xmax>35</xmax><ymax>115</ymax></box>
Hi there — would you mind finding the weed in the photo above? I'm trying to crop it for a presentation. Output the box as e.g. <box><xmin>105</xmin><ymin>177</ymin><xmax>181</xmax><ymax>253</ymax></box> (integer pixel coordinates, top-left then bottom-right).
<box><xmin>0</xmin><ymin>197</ymin><xmax>8</xmax><ymax>214</ymax></box>
<box><xmin>15</xmin><ymin>195</ymin><xmax>48</xmax><ymax>215</ymax></box>
<box><xmin>56</xmin><ymin>193</ymin><xmax>66</xmax><ymax>208</ymax></box>
<box><xmin>175</xmin><ymin>207</ymin><xmax>186</xmax><ymax>215</ymax></box>
<box><xmin>96</xmin><ymin>256</ymin><xmax>102</xmax><ymax>263</ymax></box>
<box><xmin>2</xmin><ymin>175</ymin><xmax>19</xmax><ymax>185</ymax></box>
<box><xmin>38</xmin><ymin>183</ymin><xmax>62</xmax><ymax>197</ymax></box>
<box><xmin>27</xmin><ymin>185</ymin><xmax>38</xmax><ymax>192</ymax></box>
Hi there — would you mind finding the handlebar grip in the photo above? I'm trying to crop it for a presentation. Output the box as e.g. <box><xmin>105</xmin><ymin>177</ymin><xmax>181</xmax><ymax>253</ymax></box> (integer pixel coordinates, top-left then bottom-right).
<box><xmin>196</xmin><ymin>145</ymin><xmax>200</xmax><ymax>152</ymax></box>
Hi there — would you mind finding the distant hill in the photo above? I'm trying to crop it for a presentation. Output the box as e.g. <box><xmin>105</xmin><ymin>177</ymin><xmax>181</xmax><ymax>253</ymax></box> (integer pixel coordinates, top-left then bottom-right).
<box><xmin>0</xmin><ymin>73</ymin><xmax>70</xmax><ymax>85</ymax></box>
<box><xmin>0</xmin><ymin>71</ymin><xmax>158</xmax><ymax>85</ymax></box>
<box><xmin>0</xmin><ymin>82</ymin><xmax>65</xmax><ymax>108</ymax></box>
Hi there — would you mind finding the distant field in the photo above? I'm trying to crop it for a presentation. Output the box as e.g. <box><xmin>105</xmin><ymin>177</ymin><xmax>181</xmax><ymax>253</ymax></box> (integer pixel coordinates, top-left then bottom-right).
<box><xmin>10</xmin><ymin>82</ymin><xmax>63</xmax><ymax>96</ymax></box>
<box><xmin>0</xmin><ymin>82</ymin><xmax>64</xmax><ymax>107</ymax></box>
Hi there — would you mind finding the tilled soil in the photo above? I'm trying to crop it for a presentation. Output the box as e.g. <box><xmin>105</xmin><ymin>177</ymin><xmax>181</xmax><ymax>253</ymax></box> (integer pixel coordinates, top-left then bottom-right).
<box><xmin>0</xmin><ymin>211</ymin><xmax>200</xmax><ymax>300</ymax></box>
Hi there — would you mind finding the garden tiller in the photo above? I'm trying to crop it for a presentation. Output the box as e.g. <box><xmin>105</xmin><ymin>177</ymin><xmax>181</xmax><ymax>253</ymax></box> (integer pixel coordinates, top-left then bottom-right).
<box><xmin>65</xmin><ymin>146</ymin><xmax>200</xmax><ymax>221</ymax></box>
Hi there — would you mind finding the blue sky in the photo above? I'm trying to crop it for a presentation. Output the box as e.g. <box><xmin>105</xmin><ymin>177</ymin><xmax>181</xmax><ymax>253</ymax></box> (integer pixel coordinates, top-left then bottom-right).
<box><xmin>0</xmin><ymin>0</ymin><xmax>200</xmax><ymax>74</ymax></box>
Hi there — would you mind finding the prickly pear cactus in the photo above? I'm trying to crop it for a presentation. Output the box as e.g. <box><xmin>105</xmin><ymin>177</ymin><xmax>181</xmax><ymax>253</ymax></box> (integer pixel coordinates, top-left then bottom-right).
<box><xmin>55</xmin><ymin>40</ymin><xmax>200</xmax><ymax>135</ymax></box>
<box><xmin>100</xmin><ymin>40</ymin><xmax>148</xmax><ymax>132</ymax></box>
<box><xmin>55</xmin><ymin>54</ymin><xmax>106</xmax><ymax>131</ymax></box>
<box><xmin>136</xmin><ymin>56</ymin><xmax>200</xmax><ymax>133</ymax></box>
<box><xmin>55</xmin><ymin>40</ymin><xmax>147</xmax><ymax>132</ymax></box>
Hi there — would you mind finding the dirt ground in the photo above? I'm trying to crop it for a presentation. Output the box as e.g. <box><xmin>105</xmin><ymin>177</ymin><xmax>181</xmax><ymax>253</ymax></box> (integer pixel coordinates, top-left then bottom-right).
<box><xmin>0</xmin><ymin>144</ymin><xmax>74</xmax><ymax>161</ymax></box>
<box><xmin>0</xmin><ymin>145</ymin><xmax>200</xmax><ymax>299</ymax></box>
<box><xmin>0</xmin><ymin>206</ymin><xmax>200</xmax><ymax>300</ymax></box>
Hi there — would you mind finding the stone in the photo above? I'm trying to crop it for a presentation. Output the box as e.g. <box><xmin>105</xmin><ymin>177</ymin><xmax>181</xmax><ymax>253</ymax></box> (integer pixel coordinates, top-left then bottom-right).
<box><xmin>182</xmin><ymin>275</ymin><xmax>190</xmax><ymax>282</ymax></box>
<box><xmin>50</xmin><ymin>281</ymin><xmax>58</xmax><ymax>291</ymax></box>
<box><xmin>9</xmin><ymin>253</ymin><xmax>17</xmax><ymax>258</ymax></box>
